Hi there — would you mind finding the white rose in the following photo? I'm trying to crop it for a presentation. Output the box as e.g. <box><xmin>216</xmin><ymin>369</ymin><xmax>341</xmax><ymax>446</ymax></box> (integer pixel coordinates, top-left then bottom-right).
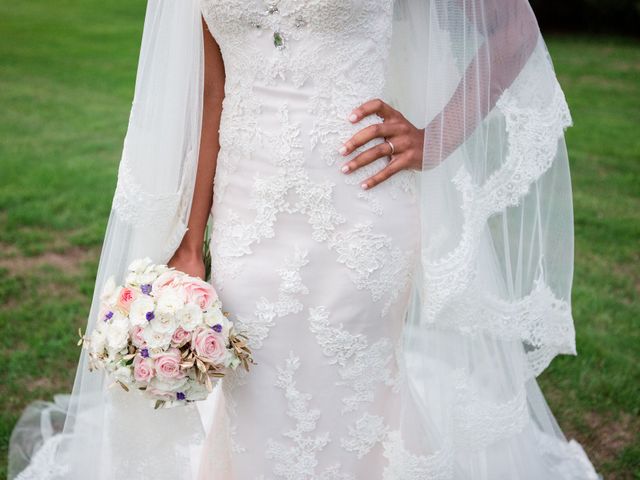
<box><xmin>123</xmin><ymin>272</ymin><xmax>137</xmax><ymax>286</ymax></box>
<box><xmin>100</xmin><ymin>276</ymin><xmax>117</xmax><ymax>302</ymax></box>
<box><xmin>100</xmin><ymin>280</ymin><xmax>122</xmax><ymax>307</ymax></box>
<box><xmin>204</xmin><ymin>308</ymin><xmax>231</xmax><ymax>337</ymax></box>
<box><xmin>109</xmin><ymin>310</ymin><xmax>130</xmax><ymax>328</ymax></box>
<box><xmin>105</xmin><ymin>285</ymin><xmax>123</xmax><ymax>308</ymax></box>
<box><xmin>129</xmin><ymin>296</ymin><xmax>155</xmax><ymax>326</ymax></box>
<box><xmin>156</xmin><ymin>290</ymin><xmax>185</xmax><ymax>315</ymax></box>
<box><xmin>149</xmin><ymin>376</ymin><xmax>188</xmax><ymax>393</ymax></box>
<box><xmin>90</xmin><ymin>327</ymin><xmax>107</xmax><ymax>355</ymax></box>
<box><xmin>137</xmin><ymin>270</ymin><xmax>160</xmax><ymax>285</ymax></box>
<box><xmin>143</xmin><ymin>327</ymin><xmax>172</xmax><ymax>350</ymax></box>
<box><xmin>183</xmin><ymin>379</ymin><xmax>210</xmax><ymax>401</ymax></box>
<box><xmin>112</xmin><ymin>365</ymin><xmax>133</xmax><ymax>385</ymax></box>
<box><xmin>178</xmin><ymin>303</ymin><xmax>204</xmax><ymax>332</ymax></box>
<box><xmin>150</xmin><ymin>310</ymin><xmax>177</xmax><ymax>335</ymax></box>
<box><xmin>105</xmin><ymin>319</ymin><xmax>129</xmax><ymax>351</ymax></box>
<box><xmin>127</xmin><ymin>257</ymin><xmax>152</xmax><ymax>274</ymax></box>
<box><xmin>150</xmin><ymin>263</ymin><xmax>170</xmax><ymax>276</ymax></box>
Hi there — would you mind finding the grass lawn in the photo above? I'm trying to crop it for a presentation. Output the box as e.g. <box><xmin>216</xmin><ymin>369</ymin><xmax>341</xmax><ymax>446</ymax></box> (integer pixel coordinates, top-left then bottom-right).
<box><xmin>1</xmin><ymin>1</ymin><xmax>639</xmax><ymax>478</ymax></box>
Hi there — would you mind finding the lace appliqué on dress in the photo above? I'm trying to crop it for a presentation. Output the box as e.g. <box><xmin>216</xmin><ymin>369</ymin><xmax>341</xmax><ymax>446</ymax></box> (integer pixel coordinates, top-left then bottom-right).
<box><xmin>222</xmin><ymin>247</ymin><xmax>310</xmax><ymax>454</ymax></box>
<box><xmin>266</xmin><ymin>351</ymin><xmax>353</xmax><ymax>480</ymax></box>
<box><xmin>340</xmin><ymin>412</ymin><xmax>389</xmax><ymax>459</ymax></box>
<box><xmin>382</xmin><ymin>430</ymin><xmax>454</xmax><ymax>480</ymax></box>
<box><xmin>328</xmin><ymin>222</ymin><xmax>416</xmax><ymax>317</ymax></box>
<box><xmin>308</xmin><ymin>306</ymin><xmax>399</xmax><ymax>413</ymax></box>
<box><xmin>237</xmin><ymin>246</ymin><xmax>309</xmax><ymax>351</ymax></box>
<box><xmin>210</xmin><ymin>105</ymin><xmax>345</xmax><ymax>288</ymax></box>
<box><xmin>14</xmin><ymin>434</ymin><xmax>70</xmax><ymax>480</ymax></box>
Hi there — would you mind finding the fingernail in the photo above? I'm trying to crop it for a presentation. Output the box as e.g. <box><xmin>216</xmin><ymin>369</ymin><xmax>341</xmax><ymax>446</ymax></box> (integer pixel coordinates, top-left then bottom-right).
<box><xmin>341</xmin><ymin>164</ymin><xmax>349</xmax><ymax>173</ymax></box>
<box><xmin>361</xmin><ymin>182</ymin><xmax>368</xmax><ymax>190</ymax></box>
<box><xmin>349</xmin><ymin>113</ymin><xmax>358</xmax><ymax>122</ymax></box>
<box><xmin>338</xmin><ymin>145</ymin><xmax>347</xmax><ymax>155</ymax></box>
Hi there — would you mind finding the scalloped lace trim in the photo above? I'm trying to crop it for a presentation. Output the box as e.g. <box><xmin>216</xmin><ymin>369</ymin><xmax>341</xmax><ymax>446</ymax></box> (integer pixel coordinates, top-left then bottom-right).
<box><xmin>14</xmin><ymin>434</ymin><xmax>69</xmax><ymax>480</ymax></box>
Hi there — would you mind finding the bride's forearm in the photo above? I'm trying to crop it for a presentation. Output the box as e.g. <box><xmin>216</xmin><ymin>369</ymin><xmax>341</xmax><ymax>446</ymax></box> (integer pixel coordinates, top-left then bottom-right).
<box><xmin>174</xmin><ymin>17</ymin><xmax>226</xmax><ymax>259</ymax></box>
<box><xmin>424</xmin><ymin>2</ymin><xmax>538</xmax><ymax>164</ymax></box>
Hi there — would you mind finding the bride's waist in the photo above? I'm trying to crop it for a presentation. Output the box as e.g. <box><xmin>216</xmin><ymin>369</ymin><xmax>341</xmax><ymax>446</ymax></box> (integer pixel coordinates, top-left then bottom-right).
<box><xmin>218</xmin><ymin>89</ymin><xmax>385</xmax><ymax>153</ymax></box>
<box><xmin>222</xmin><ymin>76</ymin><xmax>383</xmax><ymax>116</ymax></box>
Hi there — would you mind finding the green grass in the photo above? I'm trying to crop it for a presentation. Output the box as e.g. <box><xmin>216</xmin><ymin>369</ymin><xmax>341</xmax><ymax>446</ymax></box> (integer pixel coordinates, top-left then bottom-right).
<box><xmin>1</xmin><ymin>2</ymin><xmax>639</xmax><ymax>478</ymax></box>
<box><xmin>0</xmin><ymin>2</ymin><xmax>146</xmax><ymax>477</ymax></box>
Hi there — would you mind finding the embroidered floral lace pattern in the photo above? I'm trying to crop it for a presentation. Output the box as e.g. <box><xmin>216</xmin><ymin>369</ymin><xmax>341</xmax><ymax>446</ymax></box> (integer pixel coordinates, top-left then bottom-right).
<box><xmin>449</xmin><ymin>370</ymin><xmax>529</xmax><ymax>451</ymax></box>
<box><xmin>13</xmin><ymin>434</ymin><xmax>70</xmax><ymax>480</ymax></box>
<box><xmin>533</xmin><ymin>429</ymin><xmax>601</xmax><ymax>480</ymax></box>
<box><xmin>265</xmin><ymin>351</ymin><xmax>332</xmax><ymax>479</ymax></box>
<box><xmin>340</xmin><ymin>413</ymin><xmax>389</xmax><ymax>459</ymax></box>
<box><xmin>327</xmin><ymin>222</ymin><xmax>416</xmax><ymax>317</ymax></box>
<box><xmin>442</xmin><ymin>278</ymin><xmax>577</xmax><ymax>377</ymax></box>
<box><xmin>382</xmin><ymin>431</ymin><xmax>454</xmax><ymax>480</ymax></box>
<box><xmin>209</xmin><ymin>104</ymin><xmax>346</xmax><ymax>289</ymax></box>
<box><xmin>200</xmin><ymin>0</ymin><xmax>416</xmax><ymax>212</ymax></box>
<box><xmin>219</xmin><ymin>246</ymin><xmax>310</xmax><ymax>455</ymax></box>
<box><xmin>308</xmin><ymin>306</ymin><xmax>399</xmax><ymax>413</ymax></box>
<box><xmin>422</xmin><ymin>80</ymin><xmax>572</xmax><ymax>325</ymax></box>
<box><xmin>420</xmin><ymin>47</ymin><xmax>575</xmax><ymax>378</ymax></box>
<box><xmin>236</xmin><ymin>246</ymin><xmax>309</xmax><ymax>351</ymax></box>
<box><xmin>308</xmin><ymin>306</ymin><xmax>407</xmax><ymax>461</ymax></box>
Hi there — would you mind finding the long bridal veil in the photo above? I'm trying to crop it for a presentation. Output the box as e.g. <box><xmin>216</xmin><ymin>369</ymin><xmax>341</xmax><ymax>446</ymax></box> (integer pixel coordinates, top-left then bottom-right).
<box><xmin>9</xmin><ymin>1</ymin><xmax>209</xmax><ymax>478</ymax></box>
<box><xmin>9</xmin><ymin>0</ymin><xmax>600</xmax><ymax>478</ymax></box>
<box><xmin>388</xmin><ymin>0</ymin><xmax>599</xmax><ymax>477</ymax></box>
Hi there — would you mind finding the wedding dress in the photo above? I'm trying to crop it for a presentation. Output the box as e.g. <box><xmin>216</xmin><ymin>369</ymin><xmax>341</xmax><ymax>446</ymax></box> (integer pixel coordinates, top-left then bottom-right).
<box><xmin>195</xmin><ymin>0</ymin><xmax>427</xmax><ymax>476</ymax></box>
<box><xmin>8</xmin><ymin>0</ymin><xmax>601</xmax><ymax>479</ymax></box>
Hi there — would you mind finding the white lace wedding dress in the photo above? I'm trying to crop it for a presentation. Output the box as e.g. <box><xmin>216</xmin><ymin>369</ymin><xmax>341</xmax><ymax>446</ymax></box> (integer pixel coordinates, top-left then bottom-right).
<box><xmin>9</xmin><ymin>0</ymin><xmax>602</xmax><ymax>479</ymax></box>
<box><xmin>195</xmin><ymin>0</ymin><xmax>427</xmax><ymax>478</ymax></box>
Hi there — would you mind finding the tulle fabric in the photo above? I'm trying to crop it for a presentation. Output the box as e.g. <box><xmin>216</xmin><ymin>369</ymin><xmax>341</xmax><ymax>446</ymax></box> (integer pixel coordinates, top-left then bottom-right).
<box><xmin>8</xmin><ymin>0</ymin><xmax>600</xmax><ymax>478</ymax></box>
<box><xmin>388</xmin><ymin>0</ymin><xmax>598</xmax><ymax>477</ymax></box>
<box><xmin>9</xmin><ymin>1</ymin><xmax>207</xmax><ymax>478</ymax></box>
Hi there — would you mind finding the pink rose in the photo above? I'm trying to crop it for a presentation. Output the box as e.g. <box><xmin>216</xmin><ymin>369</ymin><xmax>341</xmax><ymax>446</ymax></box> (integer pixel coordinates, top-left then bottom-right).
<box><xmin>152</xmin><ymin>270</ymin><xmax>184</xmax><ymax>295</ymax></box>
<box><xmin>183</xmin><ymin>279</ymin><xmax>217</xmax><ymax>310</ymax></box>
<box><xmin>117</xmin><ymin>287</ymin><xmax>137</xmax><ymax>314</ymax></box>
<box><xmin>133</xmin><ymin>355</ymin><xmax>155</xmax><ymax>383</ymax></box>
<box><xmin>130</xmin><ymin>325</ymin><xmax>146</xmax><ymax>348</ymax></box>
<box><xmin>193</xmin><ymin>327</ymin><xmax>227</xmax><ymax>365</ymax></box>
<box><xmin>171</xmin><ymin>326</ymin><xmax>191</xmax><ymax>347</ymax></box>
<box><xmin>154</xmin><ymin>348</ymin><xmax>185</xmax><ymax>379</ymax></box>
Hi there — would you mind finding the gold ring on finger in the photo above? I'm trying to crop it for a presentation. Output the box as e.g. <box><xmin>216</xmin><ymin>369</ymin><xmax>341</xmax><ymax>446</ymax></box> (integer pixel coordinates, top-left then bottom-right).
<box><xmin>385</xmin><ymin>139</ymin><xmax>395</xmax><ymax>156</ymax></box>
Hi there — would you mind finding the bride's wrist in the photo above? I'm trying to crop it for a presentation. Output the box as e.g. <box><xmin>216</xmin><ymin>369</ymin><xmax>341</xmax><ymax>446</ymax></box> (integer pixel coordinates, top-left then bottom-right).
<box><xmin>171</xmin><ymin>243</ymin><xmax>204</xmax><ymax>262</ymax></box>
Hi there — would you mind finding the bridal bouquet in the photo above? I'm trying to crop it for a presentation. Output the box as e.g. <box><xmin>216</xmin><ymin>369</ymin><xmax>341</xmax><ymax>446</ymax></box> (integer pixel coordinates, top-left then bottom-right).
<box><xmin>78</xmin><ymin>257</ymin><xmax>253</xmax><ymax>409</ymax></box>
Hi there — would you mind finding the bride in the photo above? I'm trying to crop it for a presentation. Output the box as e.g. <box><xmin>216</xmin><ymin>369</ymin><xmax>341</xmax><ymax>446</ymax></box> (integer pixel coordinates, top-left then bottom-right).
<box><xmin>8</xmin><ymin>0</ymin><xmax>601</xmax><ymax>478</ymax></box>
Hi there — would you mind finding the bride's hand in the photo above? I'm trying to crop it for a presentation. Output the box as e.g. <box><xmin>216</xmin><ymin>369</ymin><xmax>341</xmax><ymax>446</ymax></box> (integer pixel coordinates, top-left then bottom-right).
<box><xmin>168</xmin><ymin>248</ymin><xmax>206</xmax><ymax>280</ymax></box>
<box><xmin>339</xmin><ymin>98</ymin><xmax>424</xmax><ymax>190</ymax></box>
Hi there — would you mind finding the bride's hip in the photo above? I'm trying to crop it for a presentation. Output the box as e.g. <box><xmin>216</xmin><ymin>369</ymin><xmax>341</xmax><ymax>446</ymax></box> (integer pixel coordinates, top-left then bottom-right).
<box><xmin>212</xmin><ymin>143</ymin><xmax>418</xmax><ymax>213</ymax></box>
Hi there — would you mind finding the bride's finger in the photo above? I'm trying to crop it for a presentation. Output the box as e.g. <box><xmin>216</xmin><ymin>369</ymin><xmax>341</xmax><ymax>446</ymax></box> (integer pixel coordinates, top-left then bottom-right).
<box><xmin>348</xmin><ymin>98</ymin><xmax>396</xmax><ymax>123</ymax></box>
<box><xmin>339</xmin><ymin>122</ymin><xmax>402</xmax><ymax>157</ymax></box>
<box><xmin>360</xmin><ymin>156</ymin><xmax>406</xmax><ymax>190</ymax></box>
<box><xmin>341</xmin><ymin>141</ymin><xmax>392</xmax><ymax>174</ymax></box>
<box><xmin>342</xmin><ymin>135</ymin><xmax>410</xmax><ymax>174</ymax></box>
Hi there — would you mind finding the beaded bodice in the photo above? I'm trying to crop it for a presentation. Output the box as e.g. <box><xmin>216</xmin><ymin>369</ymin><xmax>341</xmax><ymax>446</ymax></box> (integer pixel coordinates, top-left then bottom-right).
<box><xmin>200</xmin><ymin>0</ymin><xmax>394</xmax><ymax>98</ymax></box>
